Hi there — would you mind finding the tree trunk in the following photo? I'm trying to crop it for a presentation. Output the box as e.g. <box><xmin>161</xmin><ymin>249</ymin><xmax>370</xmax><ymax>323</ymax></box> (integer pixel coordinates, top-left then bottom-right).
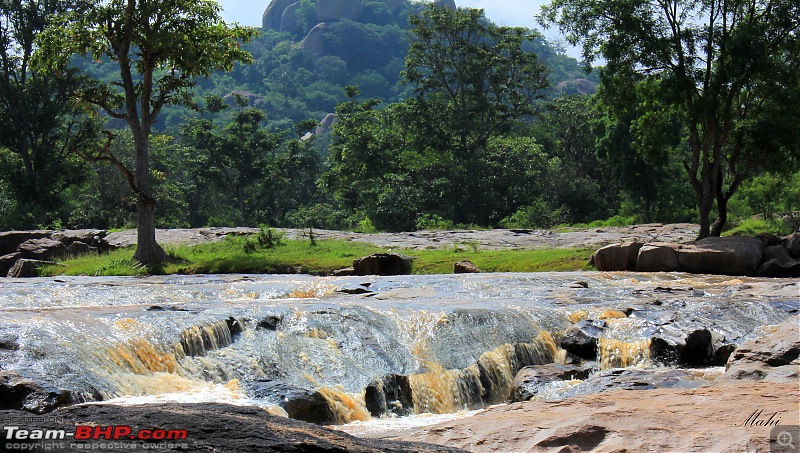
<box><xmin>133</xmin><ymin>197</ymin><xmax>165</xmax><ymax>264</ymax></box>
<box><xmin>131</xmin><ymin>129</ymin><xmax>166</xmax><ymax>265</ymax></box>
<box><xmin>710</xmin><ymin>198</ymin><xmax>728</xmax><ymax>237</ymax></box>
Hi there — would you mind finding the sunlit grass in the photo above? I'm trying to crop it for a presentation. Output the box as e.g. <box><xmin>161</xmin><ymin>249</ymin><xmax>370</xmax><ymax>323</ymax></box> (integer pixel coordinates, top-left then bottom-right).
<box><xmin>41</xmin><ymin>235</ymin><xmax>594</xmax><ymax>277</ymax></box>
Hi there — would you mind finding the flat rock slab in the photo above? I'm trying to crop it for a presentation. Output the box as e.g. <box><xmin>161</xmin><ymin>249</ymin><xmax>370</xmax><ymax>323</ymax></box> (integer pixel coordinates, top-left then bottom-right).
<box><xmin>397</xmin><ymin>382</ymin><xmax>799</xmax><ymax>452</ymax></box>
<box><xmin>105</xmin><ymin>224</ymin><xmax>699</xmax><ymax>251</ymax></box>
<box><xmin>0</xmin><ymin>403</ymin><xmax>465</xmax><ymax>452</ymax></box>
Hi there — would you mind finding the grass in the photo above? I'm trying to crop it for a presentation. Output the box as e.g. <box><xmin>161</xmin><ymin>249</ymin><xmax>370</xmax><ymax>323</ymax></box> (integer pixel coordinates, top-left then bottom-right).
<box><xmin>722</xmin><ymin>218</ymin><xmax>794</xmax><ymax>237</ymax></box>
<box><xmin>40</xmin><ymin>235</ymin><xmax>594</xmax><ymax>277</ymax></box>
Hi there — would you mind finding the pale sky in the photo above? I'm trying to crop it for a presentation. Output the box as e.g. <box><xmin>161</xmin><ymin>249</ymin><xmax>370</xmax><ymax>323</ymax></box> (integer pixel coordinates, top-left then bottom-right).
<box><xmin>217</xmin><ymin>1</ymin><xmax>564</xmax><ymax>47</ymax></box>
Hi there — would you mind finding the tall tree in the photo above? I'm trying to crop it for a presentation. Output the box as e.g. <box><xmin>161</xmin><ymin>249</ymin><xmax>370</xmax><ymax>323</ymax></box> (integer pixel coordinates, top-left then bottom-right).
<box><xmin>541</xmin><ymin>0</ymin><xmax>800</xmax><ymax>237</ymax></box>
<box><xmin>35</xmin><ymin>0</ymin><xmax>256</xmax><ymax>263</ymax></box>
<box><xmin>0</xmin><ymin>0</ymin><xmax>95</xmax><ymax>227</ymax></box>
<box><xmin>403</xmin><ymin>6</ymin><xmax>550</xmax><ymax>224</ymax></box>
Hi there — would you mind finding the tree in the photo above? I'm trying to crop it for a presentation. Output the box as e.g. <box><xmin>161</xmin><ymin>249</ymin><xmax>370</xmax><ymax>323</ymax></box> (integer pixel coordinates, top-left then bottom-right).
<box><xmin>35</xmin><ymin>0</ymin><xmax>256</xmax><ymax>263</ymax></box>
<box><xmin>402</xmin><ymin>6</ymin><xmax>550</xmax><ymax>224</ymax></box>
<box><xmin>0</xmin><ymin>0</ymin><xmax>96</xmax><ymax>228</ymax></box>
<box><xmin>541</xmin><ymin>0</ymin><xmax>800</xmax><ymax>237</ymax></box>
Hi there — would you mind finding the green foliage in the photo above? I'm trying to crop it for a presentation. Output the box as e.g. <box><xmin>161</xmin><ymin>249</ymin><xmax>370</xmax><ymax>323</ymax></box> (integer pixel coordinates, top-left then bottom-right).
<box><xmin>541</xmin><ymin>0</ymin><xmax>800</xmax><ymax>237</ymax></box>
<box><xmin>416</xmin><ymin>214</ymin><xmax>455</xmax><ymax>231</ymax></box>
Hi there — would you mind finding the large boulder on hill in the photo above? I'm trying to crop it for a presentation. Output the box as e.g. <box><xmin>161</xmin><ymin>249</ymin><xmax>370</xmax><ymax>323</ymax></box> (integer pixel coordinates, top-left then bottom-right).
<box><xmin>383</xmin><ymin>0</ymin><xmax>406</xmax><ymax>13</ymax></box>
<box><xmin>430</xmin><ymin>0</ymin><xmax>457</xmax><ymax>10</ymax></box>
<box><xmin>262</xmin><ymin>0</ymin><xmax>297</xmax><ymax>30</ymax></box>
<box><xmin>281</xmin><ymin>1</ymin><xmax>303</xmax><ymax>35</ymax></box>
<box><xmin>315</xmin><ymin>112</ymin><xmax>337</xmax><ymax>135</ymax></box>
<box><xmin>593</xmin><ymin>242</ymin><xmax>643</xmax><ymax>271</ymax></box>
<box><xmin>301</xmin><ymin>23</ymin><xmax>329</xmax><ymax>58</ymax></box>
<box><xmin>677</xmin><ymin>236</ymin><xmax>764</xmax><ymax>276</ymax></box>
<box><xmin>723</xmin><ymin>315</ymin><xmax>800</xmax><ymax>383</ymax></box>
<box><xmin>0</xmin><ymin>230</ymin><xmax>51</xmax><ymax>256</ymax></box>
<box><xmin>353</xmin><ymin>253</ymin><xmax>413</xmax><ymax>276</ymax></box>
<box><xmin>318</xmin><ymin>0</ymin><xmax>362</xmax><ymax>22</ymax></box>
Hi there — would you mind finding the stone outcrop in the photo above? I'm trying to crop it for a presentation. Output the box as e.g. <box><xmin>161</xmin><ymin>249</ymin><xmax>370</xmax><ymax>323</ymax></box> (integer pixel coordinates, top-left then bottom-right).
<box><xmin>281</xmin><ymin>1</ymin><xmax>303</xmax><ymax>35</ymax></box>
<box><xmin>318</xmin><ymin>0</ymin><xmax>363</xmax><ymax>22</ymax></box>
<box><xmin>301</xmin><ymin>22</ymin><xmax>329</xmax><ymax>58</ymax></box>
<box><xmin>2</xmin><ymin>230</ymin><xmax>111</xmax><ymax>277</ymax></box>
<box><xmin>262</xmin><ymin>0</ymin><xmax>297</xmax><ymax>30</ymax></box>
<box><xmin>560</xmin><ymin>319</ymin><xmax>606</xmax><ymax>360</ymax></box>
<box><xmin>593</xmin><ymin>233</ymin><xmax>800</xmax><ymax>277</ymax></box>
<box><xmin>353</xmin><ymin>253</ymin><xmax>413</xmax><ymax>276</ymax></box>
<box><xmin>248</xmin><ymin>380</ymin><xmax>335</xmax><ymax>424</ymax></box>
<box><xmin>510</xmin><ymin>363</ymin><xmax>594</xmax><ymax>402</ymax></box>
<box><xmin>0</xmin><ymin>371</ymin><xmax>73</xmax><ymax>414</ymax></box>
<box><xmin>315</xmin><ymin>112</ymin><xmax>337</xmax><ymax>135</ymax></box>
<box><xmin>430</xmin><ymin>0</ymin><xmax>457</xmax><ymax>10</ymax></box>
<box><xmin>1</xmin><ymin>403</ymin><xmax>464</xmax><ymax>452</ymax></box>
<box><xmin>723</xmin><ymin>315</ymin><xmax>800</xmax><ymax>383</ymax></box>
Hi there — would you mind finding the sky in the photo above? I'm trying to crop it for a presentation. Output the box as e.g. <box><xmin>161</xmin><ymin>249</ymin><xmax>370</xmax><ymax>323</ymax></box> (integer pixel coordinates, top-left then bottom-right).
<box><xmin>216</xmin><ymin>0</ymin><xmax>570</xmax><ymax>52</ymax></box>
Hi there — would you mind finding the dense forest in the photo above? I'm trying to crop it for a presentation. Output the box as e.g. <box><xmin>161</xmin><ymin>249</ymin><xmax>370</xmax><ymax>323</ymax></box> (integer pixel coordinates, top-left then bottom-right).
<box><xmin>1</xmin><ymin>0</ymin><xmax>798</xmax><ymax>243</ymax></box>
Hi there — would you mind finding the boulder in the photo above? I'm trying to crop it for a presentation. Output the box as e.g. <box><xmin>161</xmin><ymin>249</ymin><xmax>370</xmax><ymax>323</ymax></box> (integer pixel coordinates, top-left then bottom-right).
<box><xmin>51</xmin><ymin>229</ymin><xmax>108</xmax><ymax>249</ymax></box>
<box><xmin>365</xmin><ymin>374</ymin><xmax>414</xmax><ymax>417</ymax></box>
<box><xmin>7</xmin><ymin>259</ymin><xmax>59</xmax><ymax>278</ymax></box>
<box><xmin>317</xmin><ymin>0</ymin><xmax>362</xmax><ymax>22</ymax></box>
<box><xmin>382</xmin><ymin>0</ymin><xmax>405</xmax><ymax>13</ymax></box>
<box><xmin>0</xmin><ymin>230</ymin><xmax>51</xmax><ymax>255</ymax></box>
<box><xmin>262</xmin><ymin>0</ymin><xmax>297</xmax><ymax>30</ymax></box>
<box><xmin>636</xmin><ymin>243</ymin><xmax>681</xmax><ymax>272</ymax></box>
<box><xmin>554</xmin><ymin>368</ymin><xmax>713</xmax><ymax>400</ymax></box>
<box><xmin>784</xmin><ymin>232</ymin><xmax>800</xmax><ymax>259</ymax></box>
<box><xmin>755</xmin><ymin>245</ymin><xmax>800</xmax><ymax>277</ymax></box>
<box><xmin>223</xmin><ymin>90</ymin><xmax>265</xmax><ymax>108</ymax></box>
<box><xmin>248</xmin><ymin>380</ymin><xmax>335</xmax><ymax>424</ymax></box>
<box><xmin>0</xmin><ymin>371</ymin><xmax>72</xmax><ymax>413</ymax></box>
<box><xmin>723</xmin><ymin>315</ymin><xmax>800</xmax><ymax>383</ymax></box>
<box><xmin>677</xmin><ymin>236</ymin><xmax>763</xmax><ymax>276</ymax></box>
<box><xmin>454</xmin><ymin>260</ymin><xmax>481</xmax><ymax>274</ymax></box>
<box><xmin>430</xmin><ymin>0</ymin><xmax>457</xmax><ymax>10</ymax></box>
<box><xmin>0</xmin><ymin>252</ymin><xmax>21</xmax><ymax>277</ymax></box>
<box><xmin>560</xmin><ymin>320</ymin><xmax>606</xmax><ymax>360</ymax></box>
<box><xmin>66</xmin><ymin>241</ymin><xmax>98</xmax><ymax>257</ymax></box>
<box><xmin>315</xmin><ymin>113</ymin><xmax>337</xmax><ymax>135</ymax></box>
<box><xmin>650</xmin><ymin>325</ymin><xmax>732</xmax><ymax>366</ymax></box>
<box><xmin>353</xmin><ymin>253</ymin><xmax>413</xmax><ymax>276</ymax></box>
<box><xmin>301</xmin><ymin>23</ymin><xmax>329</xmax><ymax>59</ymax></box>
<box><xmin>16</xmin><ymin>238</ymin><xmax>67</xmax><ymax>261</ymax></box>
<box><xmin>592</xmin><ymin>242</ymin><xmax>643</xmax><ymax>271</ymax></box>
<box><xmin>510</xmin><ymin>363</ymin><xmax>594</xmax><ymax>402</ymax></box>
<box><xmin>280</xmin><ymin>1</ymin><xmax>302</xmax><ymax>35</ymax></box>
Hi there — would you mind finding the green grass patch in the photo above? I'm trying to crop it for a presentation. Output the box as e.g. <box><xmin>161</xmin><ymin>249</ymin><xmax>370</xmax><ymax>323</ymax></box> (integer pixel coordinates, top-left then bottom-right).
<box><xmin>722</xmin><ymin>218</ymin><xmax>793</xmax><ymax>237</ymax></box>
<box><xmin>43</xmin><ymin>235</ymin><xmax>594</xmax><ymax>277</ymax></box>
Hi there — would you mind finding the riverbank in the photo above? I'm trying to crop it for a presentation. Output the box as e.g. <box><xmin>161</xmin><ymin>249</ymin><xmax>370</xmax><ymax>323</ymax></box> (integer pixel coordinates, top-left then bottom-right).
<box><xmin>7</xmin><ymin>223</ymin><xmax>698</xmax><ymax>277</ymax></box>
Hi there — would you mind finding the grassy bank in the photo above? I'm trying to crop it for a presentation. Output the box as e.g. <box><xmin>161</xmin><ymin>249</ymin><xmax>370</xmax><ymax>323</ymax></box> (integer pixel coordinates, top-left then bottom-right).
<box><xmin>40</xmin><ymin>235</ymin><xmax>593</xmax><ymax>277</ymax></box>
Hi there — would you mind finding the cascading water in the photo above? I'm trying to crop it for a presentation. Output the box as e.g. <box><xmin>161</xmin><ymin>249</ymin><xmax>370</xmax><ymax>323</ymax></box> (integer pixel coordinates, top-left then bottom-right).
<box><xmin>0</xmin><ymin>272</ymin><xmax>796</xmax><ymax>428</ymax></box>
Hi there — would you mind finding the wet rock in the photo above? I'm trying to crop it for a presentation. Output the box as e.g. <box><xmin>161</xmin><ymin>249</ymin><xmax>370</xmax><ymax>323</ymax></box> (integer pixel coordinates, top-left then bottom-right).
<box><xmin>593</xmin><ymin>242</ymin><xmax>643</xmax><ymax>271</ymax></box>
<box><xmin>331</xmin><ymin>267</ymin><xmax>354</xmax><ymax>276</ymax></box>
<box><xmin>650</xmin><ymin>325</ymin><xmax>731</xmax><ymax>366</ymax></box>
<box><xmin>337</xmin><ymin>287</ymin><xmax>374</xmax><ymax>295</ymax></box>
<box><xmin>249</xmin><ymin>380</ymin><xmax>336</xmax><ymax>424</ymax></box>
<box><xmin>1</xmin><ymin>403</ymin><xmax>463</xmax><ymax>452</ymax></box>
<box><xmin>723</xmin><ymin>315</ymin><xmax>800</xmax><ymax>383</ymax></box>
<box><xmin>353</xmin><ymin>253</ymin><xmax>413</xmax><ymax>276</ymax></box>
<box><xmin>561</xmin><ymin>320</ymin><xmax>606</xmax><ymax>360</ymax></box>
<box><xmin>636</xmin><ymin>242</ymin><xmax>681</xmax><ymax>272</ymax></box>
<box><xmin>755</xmin><ymin>245</ymin><xmax>800</xmax><ymax>277</ymax></box>
<box><xmin>569</xmin><ymin>281</ymin><xmax>589</xmax><ymax>288</ymax></box>
<box><xmin>454</xmin><ymin>260</ymin><xmax>481</xmax><ymax>273</ymax></box>
<box><xmin>7</xmin><ymin>259</ymin><xmax>60</xmax><ymax>278</ymax></box>
<box><xmin>0</xmin><ymin>230</ymin><xmax>51</xmax><ymax>255</ymax></box>
<box><xmin>677</xmin><ymin>236</ymin><xmax>763</xmax><ymax>276</ymax></box>
<box><xmin>16</xmin><ymin>238</ymin><xmax>67</xmax><ymax>261</ymax></box>
<box><xmin>553</xmin><ymin>368</ymin><xmax>714</xmax><ymax>400</ymax></box>
<box><xmin>0</xmin><ymin>371</ymin><xmax>72</xmax><ymax>413</ymax></box>
<box><xmin>510</xmin><ymin>363</ymin><xmax>594</xmax><ymax>402</ymax></box>
<box><xmin>258</xmin><ymin>315</ymin><xmax>284</xmax><ymax>331</ymax></box>
<box><xmin>0</xmin><ymin>252</ymin><xmax>21</xmax><ymax>276</ymax></box>
<box><xmin>365</xmin><ymin>374</ymin><xmax>414</xmax><ymax>417</ymax></box>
